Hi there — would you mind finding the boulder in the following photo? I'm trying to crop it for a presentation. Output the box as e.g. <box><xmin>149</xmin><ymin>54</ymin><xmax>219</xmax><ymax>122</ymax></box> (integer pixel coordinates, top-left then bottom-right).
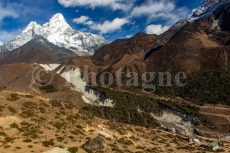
<box><xmin>82</xmin><ymin>136</ymin><xmax>104</xmax><ymax>152</ymax></box>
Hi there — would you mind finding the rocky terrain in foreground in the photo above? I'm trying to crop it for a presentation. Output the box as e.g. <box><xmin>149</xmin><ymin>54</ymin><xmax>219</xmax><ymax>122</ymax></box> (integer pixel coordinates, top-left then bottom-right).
<box><xmin>0</xmin><ymin>90</ymin><xmax>230</xmax><ymax>153</ymax></box>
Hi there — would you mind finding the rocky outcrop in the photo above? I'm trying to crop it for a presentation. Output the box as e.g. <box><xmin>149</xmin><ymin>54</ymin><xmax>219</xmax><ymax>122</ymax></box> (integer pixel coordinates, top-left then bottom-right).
<box><xmin>82</xmin><ymin>136</ymin><xmax>104</xmax><ymax>152</ymax></box>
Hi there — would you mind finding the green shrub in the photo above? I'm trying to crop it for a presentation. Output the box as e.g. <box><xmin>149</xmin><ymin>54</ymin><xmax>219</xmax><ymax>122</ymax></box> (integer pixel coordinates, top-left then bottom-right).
<box><xmin>8</xmin><ymin>106</ymin><xmax>17</xmax><ymax>114</ymax></box>
<box><xmin>112</xmin><ymin>147</ymin><xmax>123</xmax><ymax>153</ymax></box>
<box><xmin>7</xmin><ymin>93</ymin><xmax>20</xmax><ymax>101</ymax></box>
<box><xmin>155</xmin><ymin>71</ymin><xmax>230</xmax><ymax>105</ymax></box>
<box><xmin>4</xmin><ymin>137</ymin><xmax>15</xmax><ymax>144</ymax></box>
<box><xmin>23</xmin><ymin>139</ymin><xmax>32</xmax><ymax>143</ymax></box>
<box><xmin>68</xmin><ymin>147</ymin><xmax>78</xmax><ymax>153</ymax></box>
<box><xmin>83</xmin><ymin>86</ymin><xmax>196</xmax><ymax>128</ymax></box>
<box><xmin>10</xmin><ymin>123</ymin><xmax>19</xmax><ymax>129</ymax></box>
<box><xmin>0</xmin><ymin>131</ymin><xmax>6</xmax><ymax>136</ymax></box>
<box><xmin>42</xmin><ymin>140</ymin><xmax>54</xmax><ymax>147</ymax></box>
<box><xmin>0</xmin><ymin>105</ymin><xmax>4</xmax><ymax>112</ymax></box>
<box><xmin>22</xmin><ymin>101</ymin><xmax>37</xmax><ymax>109</ymax></box>
<box><xmin>20</xmin><ymin>110</ymin><xmax>34</xmax><ymax>118</ymax></box>
<box><xmin>39</xmin><ymin>83</ymin><xmax>56</xmax><ymax>93</ymax></box>
<box><xmin>117</xmin><ymin>138</ymin><xmax>133</xmax><ymax>146</ymax></box>
<box><xmin>83</xmin><ymin>86</ymin><xmax>201</xmax><ymax>130</ymax></box>
<box><xmin>18</xmin><ymin>122</ymin><xmax>40</xmax><ymax>139</ymax></box>
<box><xmin>53</xmin><ymin>122</ymin><xmax>66</xmax><ymax>130</ymax></box>
<box><xmin>57</xmin><ymin>137</ymin><xmax>65</xmax><ymax>142</ymax></box>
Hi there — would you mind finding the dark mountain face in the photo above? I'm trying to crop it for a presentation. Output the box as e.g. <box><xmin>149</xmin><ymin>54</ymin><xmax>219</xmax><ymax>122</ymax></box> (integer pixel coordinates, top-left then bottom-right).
<box><xmin>85</xmin><ymin>1</ymin><xmax>230</xmax><ymax>105</ymax></box>
<box><xmin>91</xmin><ymin>1</ymin><xmax>230</xmax><ymax>75</ymax></box>
<box><xmin>145</xmin><ymin>3</ymin><xmax>230</xmax><ymax>74</ymax></box>
<box><xmin>146</xmin><ymin>22</ymin><xmax>222</xmax><ymax>73</ymax></box>
<box><xmin>218</xmin><ymin>5</ymin><xmax>230</xmax><ymax>31</ymax></box>
<box><xmin>0</xmin><ymin>36</ymin><xmax>77</xmax><ymax>65</ymax></box>
<box><xmin>92</xmin><ymin>32</ymin><xmax>159</xmax><ymax>66</ymax></box>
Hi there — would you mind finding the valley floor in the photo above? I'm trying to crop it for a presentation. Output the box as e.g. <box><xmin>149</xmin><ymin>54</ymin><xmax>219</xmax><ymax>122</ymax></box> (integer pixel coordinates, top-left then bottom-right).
<box><xmin>0</xmin><ymin>90</ymin><xmax>230</xmax><ymax>153</ymax></box>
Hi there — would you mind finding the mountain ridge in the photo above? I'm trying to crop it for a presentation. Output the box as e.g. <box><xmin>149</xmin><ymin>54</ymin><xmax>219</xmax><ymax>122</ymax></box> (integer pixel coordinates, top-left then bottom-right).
<box><xmin>191</xmin><ymin>0</ymin><xmax>230</xmax><ymax>20</ymax></box>
<box><xmin>0</xmin><ymin>35</ymin><xmax>79</xmax><ymax>65</ymax></box>
<box><xmin>0</xmin><ymin>13</ymin><xmax>108</xmax><ymax>55</ymax></box>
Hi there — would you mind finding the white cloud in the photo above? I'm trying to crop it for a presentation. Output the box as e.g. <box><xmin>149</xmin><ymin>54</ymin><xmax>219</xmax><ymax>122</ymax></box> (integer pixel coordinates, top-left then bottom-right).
<box><xmin>91</xmin><ymin>18</ymin><xmax>129</xmax><ymax>34</ymax></box>
<box><xmin>0</xmin><ymin>1</ymin><xmax>45</xmax><ymax>23</ymax></box>
<box><xmin>145</xmin><ymin>24</ymin><xmax>169</xmax><ymax>35</ymax></box>
<box><xmin>58</xmin><ymin>0</ymin><xmax>133</xmax><ymax>11</ymax></box>
<box><xmin>73</xmin><ymin>16</ymin><xmax>94</xmax><ymax>25</ymax></box>
<box><xmin>0</xmin><ymin>2</ymin><xmax>19</xmax><ymax>23</ymax></box>
<box><xmin>131</xmin><ymin>0</ymin><xmax>174</xmax><ymax>17</ymax></box>
<box><xmin>73</xmin><ymin>16</ymin><xmax>129</xmax><ymax>34</ymax></box>
<box><xmin>0</xmin><ymin>1</ymin><xmax>37</xmax><ymax>43</ymax></box>
<box><xmin>68</xmin><ymin>0</ymin><xmax>193</xmax><ymax>37</ymax></box>
<box><xmin>130</xmin><ymin>0</ymin><xmax>190</xmax><ymax>24</ymax></box>
<box><xmin>73</xmin><ymin>16</ymin><xmax>90</xmax><ymax>24</ymax></box>
<box><xmin>0</xmin><ymin>29</ymin><xmax>21</xmax><ymax>43</ymax></box>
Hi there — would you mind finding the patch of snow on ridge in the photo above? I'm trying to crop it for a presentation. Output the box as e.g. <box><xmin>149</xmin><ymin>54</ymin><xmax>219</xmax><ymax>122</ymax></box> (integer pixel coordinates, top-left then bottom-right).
<box><xmin>39</xmin><ymin>64</ymin><xmax>60</xmax><ymax>71</ymax></box>
<box><xmin>60</xmin><ymin>67</ymin><xmax>114</xmax><ymax>107</ymax></box>
<box><xmin>152</xmin><ymin>109</ymin><xmax>193</xmax><ymax>135</ymax></box>
<box><xmin>190</xmin><ymin>0</ymin><xmax>230</xmax><ymax>21</ymax></box>
<box><xmin>39</xmin><ymin>64</ymin><xmax>114</xmax><ymax>107</ymax></box>
<box><xmin>60</xmin><ymin>68</ymin><xmax>86</xmax><ymax>93</ymax></box>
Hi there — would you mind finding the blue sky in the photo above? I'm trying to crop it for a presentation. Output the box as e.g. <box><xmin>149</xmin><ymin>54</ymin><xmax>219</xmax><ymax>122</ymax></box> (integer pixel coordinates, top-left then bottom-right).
<box><xmin>0</xmin><ymin>0</ymin><xmax>202</xmax><ymax>43</ymax></box>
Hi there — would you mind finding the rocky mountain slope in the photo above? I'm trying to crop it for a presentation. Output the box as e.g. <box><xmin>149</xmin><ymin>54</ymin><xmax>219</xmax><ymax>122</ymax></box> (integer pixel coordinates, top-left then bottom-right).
<box><xmin>0</xmin><ymin>36</ymin><xmax>79</xmax><ymax>65</ymax></box>
<box><xmin>93</xmin><ymin>0</ymin><xmax>230</xmax><ymax>73</ymax></box>
<box><xmin>82</xmin><ymin>0</ymin><xmax>230</xmax><ymax>106</ymax></box>
<box><xmin>92</xmin><ymin>32</ymin><xmax>159</xmax><ymax>66</ymax></box>
<box><xmin>0</xmin><ymin>13</ymin><xmax>107</xmax><ymax>55</ymax></box>
<box><xmin>0</xmin><ymin>62</ymin><xmax>71</xmax><ymax>93</ymax></box>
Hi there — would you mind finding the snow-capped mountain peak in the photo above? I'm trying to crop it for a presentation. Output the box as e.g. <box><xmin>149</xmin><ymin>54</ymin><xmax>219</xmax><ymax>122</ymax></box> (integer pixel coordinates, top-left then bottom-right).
<box><xmin>193</xmin><ymin>0</ymin><xmax>219</xmax><ymax>16</ymax></box>
<box><xmin>43</xmin><ymin>13</ymin><xmax>71</xmax><ymax>30</ymax></box>
<box><xmin>191</xmin><ymin>0</ymin><xmax>230</xmax><ymax>20</ymax></box>
<box><xmin>22</xmin><ymin>21</ymin><xmax>42</xmax><ymax>35</ymax></box>
<box><xmin>0</xmin><ymin>13</ymin><xmax>107</xmax><ymax>55</ymax></box>
<box><xmin>49</xmin><ymin>13</ymin><xmax>66</xmax><ymax>23</ymax></box>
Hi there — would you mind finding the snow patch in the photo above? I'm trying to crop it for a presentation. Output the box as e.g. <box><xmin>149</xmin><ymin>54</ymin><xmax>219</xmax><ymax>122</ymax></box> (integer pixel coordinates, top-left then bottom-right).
<box><xmin>152</xmin><ymin>109</ymin><xmax>193</xmax><ymax>135</ymax></box>
<box><xmin>39</xmin><ymin>64</ymin><xmax>114</xmax><ymax>107</ymax></box>
<box><xmin>60</xmin><ymin>67</ymin><xmax>114</xmax><ymax>107</ymax></box>
<box><xmin>39</xmin><ymin>64</ymin><xmax>60</xmax><ymax>71</ymax></box>
<box><xmin>191</xmin><ymin>0</ymin><xmax>230</xmax><ymax>21</ymax></box>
